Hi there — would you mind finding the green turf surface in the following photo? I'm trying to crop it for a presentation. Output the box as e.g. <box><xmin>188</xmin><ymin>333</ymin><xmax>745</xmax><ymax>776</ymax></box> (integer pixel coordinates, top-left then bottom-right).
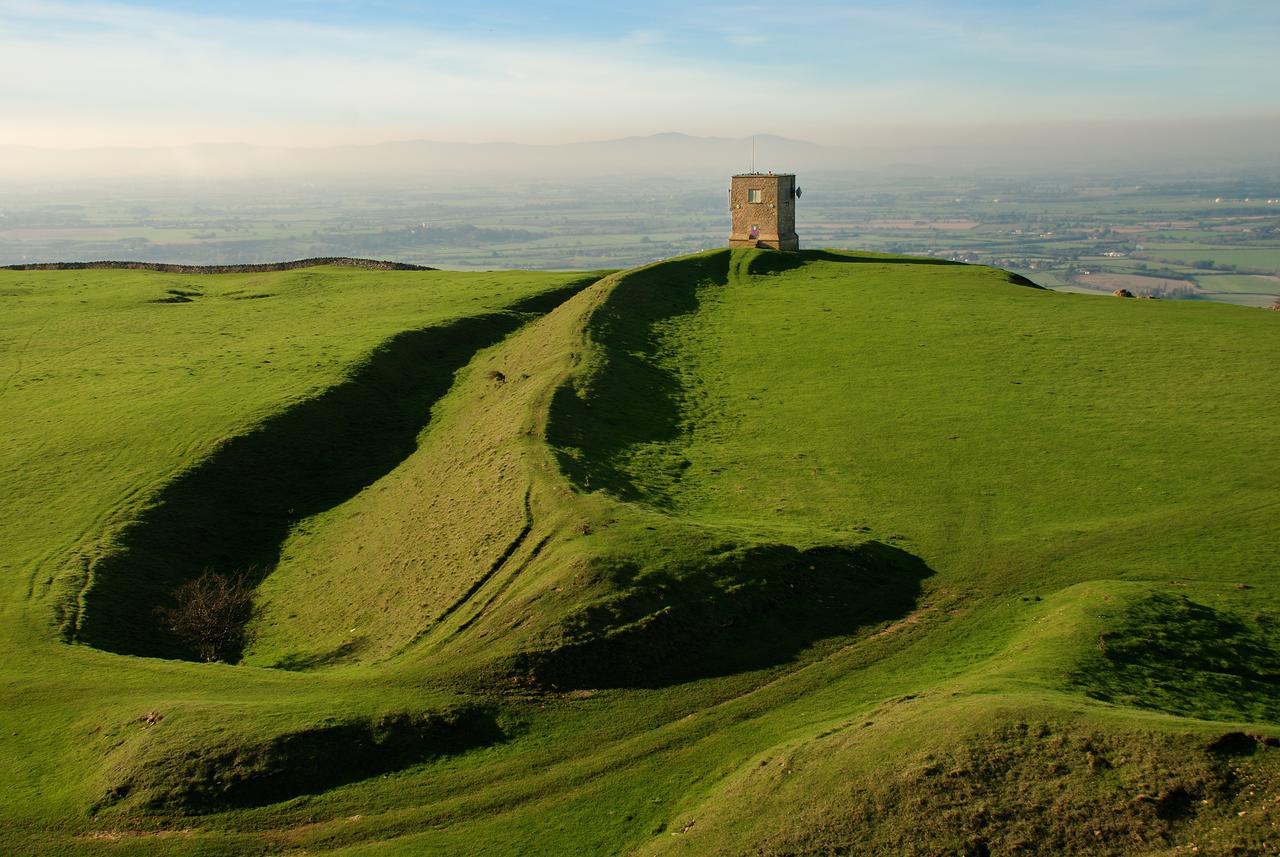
<box><xmin>2</xmin><ymin>252</ymin><xmax>1277</xmax><ymax>855</ymax></box>
<box><xmin>1143</xmin><ymin>245</ymin><xmax>1280</xmax><ymax>271</ymax></box>
<box><xmin>596</xmin><ymin>249</ymin><xmax>1275</xmax><ymax>596</ymax></box>
<box><xmin>1195</xmin><ymin>273</ymin><xmax>1280</xmax><ymax>294</ymax></box>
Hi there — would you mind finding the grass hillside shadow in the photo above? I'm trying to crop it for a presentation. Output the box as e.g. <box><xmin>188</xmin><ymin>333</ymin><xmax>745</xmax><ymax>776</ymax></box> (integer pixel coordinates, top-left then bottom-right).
<box><xmin>746</xmin><ymin>249</ymin><xmax>1042</xmax><ymax>287</ymax></box>
<box><xmin>1072</xmin><ymin>593</ymin><xmax>1280</xmax><ymax>724</ymax></box>
<box><xmin>99</xmin><ymin>706</ymin><xmax>504</xmax><ymax>814</ymax></box>
<box><xmin>804</xmin><ymin>249</ymin><xmax>966</xmax><ymax>266</ymax></box>
<box><xmin>547</xmin><ymin>251</ymin><xmax>729</xmax><ymax>503</ymax></box>
<box><xmin>75</xmin><ymin>281</ymin><xmax>593</xmax><ymax>661</ymax></box>
<box><xmin>518</xmin><ymin>539</ymin><xmax>932</xmax><ymax>689</ymax></box>
<box><xmin>747</xmin><ymin>249</ymin><xmax>965</xmax><ymax>278</ymax></box>
<box><xmin>539</xmin><ymin>251</ymin><xmax>937</xmax><ymax>688</ymax></box>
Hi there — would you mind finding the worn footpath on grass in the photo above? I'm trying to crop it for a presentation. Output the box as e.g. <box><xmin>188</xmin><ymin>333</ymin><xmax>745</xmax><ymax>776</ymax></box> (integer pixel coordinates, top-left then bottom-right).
<box><xmin>1</xmin><ymin>251</ymin><xmax>1278</xmax><ymax>855</ymax></box>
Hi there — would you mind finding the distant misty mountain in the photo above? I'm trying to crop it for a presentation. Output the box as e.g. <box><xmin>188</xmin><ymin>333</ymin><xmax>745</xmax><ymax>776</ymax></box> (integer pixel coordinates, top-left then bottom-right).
<box><xmin>0</xmin><ymin>133</ymin><xmax>857</xmax><ymax>181</ymax></box>
<box><xmin>4</xmin><ymin>119</ymin><xmax>1278</xmax><ymax>183</ymax></box>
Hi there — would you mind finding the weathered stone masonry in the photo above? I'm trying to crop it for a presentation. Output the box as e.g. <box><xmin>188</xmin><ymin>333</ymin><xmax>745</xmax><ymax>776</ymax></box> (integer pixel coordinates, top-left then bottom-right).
<box><xmin>728</xmin><ymin>173</ymin><xmax>799</xmax><ymax>251</ymax></box>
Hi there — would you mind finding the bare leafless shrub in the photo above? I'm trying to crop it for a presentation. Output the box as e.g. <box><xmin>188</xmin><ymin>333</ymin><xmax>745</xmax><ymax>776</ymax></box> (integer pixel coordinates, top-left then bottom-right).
<box><xmin>155</xmin><ymin>569</ymin><xmax>255</xmax><ymax>662</ymax></box>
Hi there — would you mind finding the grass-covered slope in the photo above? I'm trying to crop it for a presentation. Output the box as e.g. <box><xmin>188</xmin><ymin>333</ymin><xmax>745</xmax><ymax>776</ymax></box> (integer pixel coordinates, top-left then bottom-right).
<box><xmin>1</xmin><ymin>250</ymin><xmax>1278</xmax><ymax>855</ymax></box>
<box><xmin>0</xmin><ymin>263</ymin><xmax>603</xmax><ymax>841</ymax></box>
<box><xmin>557</xmin><ymin>248</ymin><xmax>1274</xmax><ymax>592</ymax></box>
<box><xmin>0</xmin><ymin>264</ymin><xmax>595</xmax><ymax>641</ymax></box>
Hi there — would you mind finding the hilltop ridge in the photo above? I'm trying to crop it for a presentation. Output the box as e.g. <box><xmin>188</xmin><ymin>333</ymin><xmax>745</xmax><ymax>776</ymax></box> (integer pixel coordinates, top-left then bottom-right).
<box><xmin>0</xmin><ymin>250</ymin><xmax>1276</xmax><ymax>854</ymax></box>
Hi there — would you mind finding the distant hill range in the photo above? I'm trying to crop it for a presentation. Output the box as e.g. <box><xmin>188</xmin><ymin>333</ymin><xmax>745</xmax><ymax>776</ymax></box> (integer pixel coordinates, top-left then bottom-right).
<box><xmin>5</xmin><ymin>119</ymin><xmax>1279</xmax><ymax>181</ymax></box>
<box><xmin>0</xmin><ymin>133</ymin><xmax>852</xmax><ymax>180</ymax></box>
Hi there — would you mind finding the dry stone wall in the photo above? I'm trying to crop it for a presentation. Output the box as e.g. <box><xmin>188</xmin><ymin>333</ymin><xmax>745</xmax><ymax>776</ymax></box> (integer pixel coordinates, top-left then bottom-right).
<box><xmin>2</xmin><ymin>257</ymin><xmax>435</xmax><ymax>273</ymax></box>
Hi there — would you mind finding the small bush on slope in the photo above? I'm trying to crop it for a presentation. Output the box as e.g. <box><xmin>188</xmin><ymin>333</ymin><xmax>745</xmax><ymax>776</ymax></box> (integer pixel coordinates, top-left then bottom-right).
<box><xmin>154</xmin><ymin>569</ymin><xmax>255</xmax><ymax>662</ymax></box>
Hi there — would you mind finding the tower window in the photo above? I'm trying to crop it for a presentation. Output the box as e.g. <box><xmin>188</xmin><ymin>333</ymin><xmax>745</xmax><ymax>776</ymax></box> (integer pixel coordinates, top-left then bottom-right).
<box><xmin>747</xmin><ymin>189</ymin><xmax>762</xmax><ymax>203</ymax></box>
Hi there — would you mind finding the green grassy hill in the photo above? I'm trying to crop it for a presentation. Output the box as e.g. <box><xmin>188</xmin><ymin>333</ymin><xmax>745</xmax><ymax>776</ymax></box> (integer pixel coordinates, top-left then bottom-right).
<box><xmin>1</xmin><ymin>251</ymin><xmax>1277</xmax><ymax>855</ymax></box>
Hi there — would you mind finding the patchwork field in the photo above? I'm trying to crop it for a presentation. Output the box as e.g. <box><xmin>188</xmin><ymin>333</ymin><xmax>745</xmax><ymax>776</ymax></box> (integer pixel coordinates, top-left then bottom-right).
<box><xmin>6</xmin><ymin>175</ymin><xmax>1279</xmax><ymax>311</ymax></box>
<box><xmin>1075</xmin><ymin>272</ymin><xmax>1194</xmax><ymax>294</ymax></box>
<box><xmin>1</xmin><ymin>251</ymin><xmax>1277</xmax><ymax>855</ymax></box>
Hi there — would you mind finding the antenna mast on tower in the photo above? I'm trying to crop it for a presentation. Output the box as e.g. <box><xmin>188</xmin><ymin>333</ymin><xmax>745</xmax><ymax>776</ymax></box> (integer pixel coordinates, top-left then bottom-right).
<box><xmin>752</xmin><ymin>135</ymin><xmax>756</xmax><ymax>173</ymax></box>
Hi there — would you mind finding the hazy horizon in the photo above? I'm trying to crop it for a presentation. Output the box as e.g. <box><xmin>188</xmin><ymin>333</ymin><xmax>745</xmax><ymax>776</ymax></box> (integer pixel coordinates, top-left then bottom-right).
<box><xmin>6</xmin><ymin>117</ymin><xmax>1280</xmax><ymax>152</ymax></box>
<box><xmin>4</xmin><ymin>1</ymin><xmax>1278</xmax><ymax>153</ymax></box>
<box><xmin>3</xmin><ymin>119</ymin><xmax>1279</xmax><ymax>184</ymax></box>
<box><xmin>3</xmin><ymin>0</ymin><xmax>1276</xmax><ymax>301</ymax></box>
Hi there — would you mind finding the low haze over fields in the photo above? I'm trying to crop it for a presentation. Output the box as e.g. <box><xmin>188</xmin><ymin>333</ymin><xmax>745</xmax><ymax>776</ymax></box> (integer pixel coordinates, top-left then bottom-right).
<box><xmin>3</xmin><ymin>2</ymin><xmax>1276</xmax><ymax>304</ymax></box>
<box><xmin>3</xmin><ymin>137</ymin><xmax>1278</xmax><ymax>307</ymax></box>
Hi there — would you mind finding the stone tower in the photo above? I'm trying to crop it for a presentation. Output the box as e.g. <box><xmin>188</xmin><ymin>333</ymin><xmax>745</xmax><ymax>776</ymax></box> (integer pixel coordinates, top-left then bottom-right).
<box><xmin>728</xmin><ymin>172</ymin><xmax>799</xmax><ymax>250</ymax></box>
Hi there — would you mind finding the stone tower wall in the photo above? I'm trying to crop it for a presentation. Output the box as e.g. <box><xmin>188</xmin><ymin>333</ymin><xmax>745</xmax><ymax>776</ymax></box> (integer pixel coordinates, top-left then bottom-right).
<box><xmin>728</xmin><ymin>173</ymin><xmax>798</xmax><ymax>250</ymax></box>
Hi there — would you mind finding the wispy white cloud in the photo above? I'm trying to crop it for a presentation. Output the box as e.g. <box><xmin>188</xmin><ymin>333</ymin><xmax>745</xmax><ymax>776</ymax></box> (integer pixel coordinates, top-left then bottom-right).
<box><xmin>0</xmin><ymin>0</ymin><xmax>890</xmax><ymax>145</ymax></box>
<box><xmin>0</xmin><ymin>0</ymin><xmax>1275</xmax><ymax>148</ymax></box>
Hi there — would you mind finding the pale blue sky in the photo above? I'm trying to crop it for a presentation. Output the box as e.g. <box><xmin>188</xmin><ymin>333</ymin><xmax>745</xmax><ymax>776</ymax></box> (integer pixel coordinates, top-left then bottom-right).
<box><xmin>2</xmin><ymin>0</ymin><xmax>1277</xmax><ymax>147</ymax></box>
